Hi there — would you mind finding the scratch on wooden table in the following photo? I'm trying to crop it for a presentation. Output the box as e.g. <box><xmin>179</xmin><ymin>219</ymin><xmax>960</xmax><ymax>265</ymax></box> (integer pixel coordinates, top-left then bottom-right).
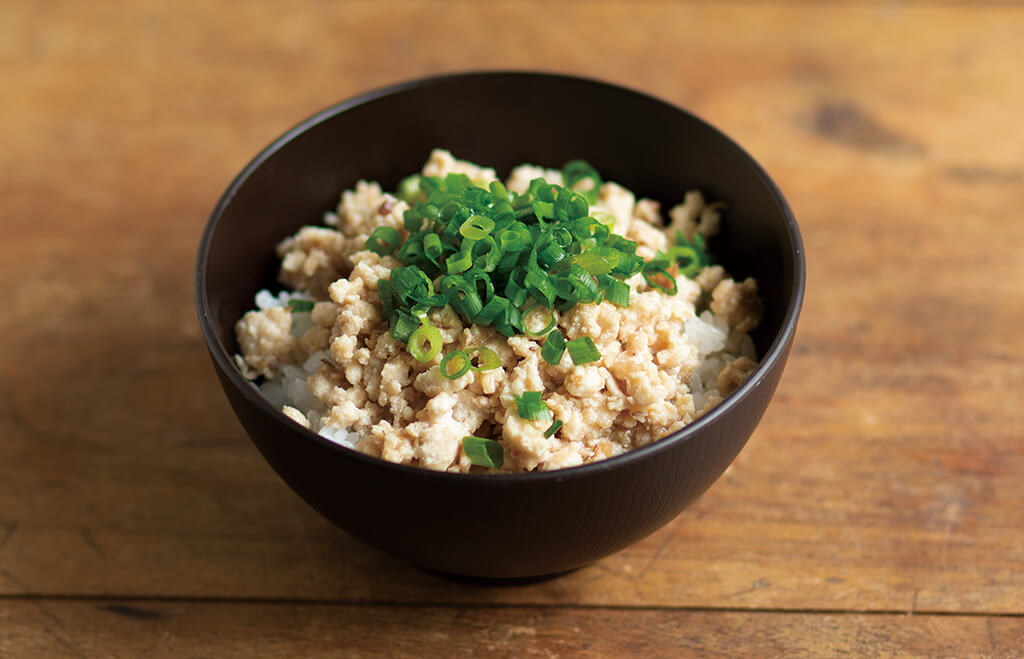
<box><xmin>909</xmin><ymin>588</ymin><xmax>920</xmax><ymax>616</ymax></box>
<box><xmin>80</xmin><ymin>528</ymin><xmax>108</xmax><ymax>560</ymax></box>
<box><xmin>726</xmin><ymin>578</ymin><xmax>772</xmax><ymax>599</ymax></box>
<box><xmin>941</xmin><ymin>502</ymin><xmax>962</xmax><ymax>571</ymax></box>
<box><xmin>0</xmin><ymin>568</ymin><xmax>31</xmax><ymax>594</ymax></box>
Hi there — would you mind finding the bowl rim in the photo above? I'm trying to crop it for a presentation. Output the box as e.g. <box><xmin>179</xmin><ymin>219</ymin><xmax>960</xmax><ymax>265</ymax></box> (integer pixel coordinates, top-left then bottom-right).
<box><xmin>195</xmin><ymin>69</ymin><xmax>805</xmax><ymax>484</ymax></box>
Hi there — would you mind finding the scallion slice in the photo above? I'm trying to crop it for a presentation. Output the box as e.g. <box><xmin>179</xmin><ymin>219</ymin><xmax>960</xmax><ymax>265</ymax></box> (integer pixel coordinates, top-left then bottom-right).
<box><xmin>460</xmin><ymin>214</ymin><xmax>496</xmax><ymax>240</ymax></box>
<box><xmin>407</xmin><ymin>324</ymin><xmax>442</xmax><ymax>362</ymax></box>
<box><xmin>566</xmin><ymin>336</ymin><xmax>601</xmax><ymax>365</ymax></box>
<box><xmin>543</xmin><ymin>419</ymin><xmax>562</xmax><ymax>438</ymax></box>
<box><xmin>467</xmin><ymin>347</ymin><xmax>501</xmax><ymax>371</ymax></box>
<box><xmin>462</xmin><ymin>436</ymin><xmax>503</xmax><ymax>468</ymax></box>
<box><xmin>601</xmin><ymin>276</ymin><xmax>630</xmax><ymax>307</ymax></box>
<box><xmin>288</xmin><ymin>299</ymin><xmax>315</xmax><ymax>313</ymax></box>
<box><xmin>642</xmin><ymin>263</ymin><xmax>678</xmax><ymax>295</ymax></box>
<box><xmin>521</xmin><ymin>303</ymin><xmax>557</xmax><ymax>337</ymax></box>
<box><xmin>440</xmin><ymin>350</ymin><xmax>470</xmax><ymax>379</ymax></box>
<box><xmin>541</xmin><ymin>330</ymin><xmax>566</xmax><ymax>365</ymax></box>
<box><xmin>446</xmin><ymin>247</ymin><xmax>473</xmax><ymax>274</ymax></box>
<box><xmin>514</xmin><ymin>391</ymin><xmax>552</xmax><ymax>422</ymax></box>
<box><xmin>398</xmin><ymin>175</ymin><xmax>422</xmax><ymax>203</ymax></box>
<box><xmin>365</xmin><ymin>226</ymin><xmax>401</xmax><ymax>255</ymax></box>
<box><xmin>562</xmin><ymin>160</ymin><xmax>603</xmax><ymax>204</ymax></box>
<box><xmin>389</xmin><ymin>309</ymin><xmax>420</xmax><ymax>343</ymax></box>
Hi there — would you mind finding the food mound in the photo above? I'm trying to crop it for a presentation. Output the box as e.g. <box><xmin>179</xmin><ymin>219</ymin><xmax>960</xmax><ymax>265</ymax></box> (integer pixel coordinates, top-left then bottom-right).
<box><xmin>234</xmin><ymin>150</ymin><xmax>762</xmax><ymax>473</ymax></box>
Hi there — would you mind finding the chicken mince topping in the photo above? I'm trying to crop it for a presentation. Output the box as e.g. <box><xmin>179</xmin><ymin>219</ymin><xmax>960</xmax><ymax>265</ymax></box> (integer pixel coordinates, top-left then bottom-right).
<box><xmin>234</xmin><ymin>150</ymin><xmax>763</xmax><ymax>473</ymax></box>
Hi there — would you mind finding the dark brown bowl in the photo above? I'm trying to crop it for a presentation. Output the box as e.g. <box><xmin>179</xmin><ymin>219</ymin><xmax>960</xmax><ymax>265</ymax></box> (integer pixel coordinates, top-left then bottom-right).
<box><xmin>195</xmin><ymin>71</ymin><xmax>804</xmax><ymax>579</ymax></box>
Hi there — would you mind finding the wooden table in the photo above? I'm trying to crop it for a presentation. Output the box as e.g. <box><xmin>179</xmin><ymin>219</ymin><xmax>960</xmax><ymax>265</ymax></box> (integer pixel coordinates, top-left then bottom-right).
<box><xmin>3</xmin><ymin>1</ymin><xmax>1022</xmax><ymax>656</ymax></box>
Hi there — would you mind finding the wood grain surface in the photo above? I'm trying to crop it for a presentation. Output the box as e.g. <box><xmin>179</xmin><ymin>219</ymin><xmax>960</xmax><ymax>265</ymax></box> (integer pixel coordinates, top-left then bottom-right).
<box><xmin>2</xmin><ymin>0</ymin><xmax>1023</xmax><ymax>656</ymax></box>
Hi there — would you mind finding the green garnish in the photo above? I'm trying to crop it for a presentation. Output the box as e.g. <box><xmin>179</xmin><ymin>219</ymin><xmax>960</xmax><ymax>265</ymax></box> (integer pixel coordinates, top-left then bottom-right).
<box><xmin>288</xmin><ymin>299</ymin><xmax>315</xmax><ymax>313</ymax></box>
<box><xmin>462</xmin><ymin>436</ymin><xmax>503</xmax><ymax>468</ymax></box>
<box><xmin>440</xmin><ymin>350</ymin><xmax>470</xmax><ymax>379</ymax></box>
<box><xmin>641</xmin><ymin>261</ymin><xmax>678</xmax><ymax>295</ymax></box>
<box><xmin>514</xmin><ymin>391</ymin><xmax>552</xmax><ymax>422</ymax></box>
<box><xmin>398</xmin><ymin>175</ymin><xmax>422</xmax><ymax>203</ymax></box>
<box><xmin>365</xmin><ymin>226</ymin><xmax>402</xmax><ymax>256</ymax></box>
<box><xmin>600</xmin><ymin>276</ymin><xmax>630</xmax><ymax>307</ymax></box>
<box><xmin>467</xmin><ymin>347</ymin><xmax>501</xmax><ymax>371</ymax></box>
<box><xmin>541</xmin><ymin>330</ymin><xmax>566</xmax><ymax>365</ymax></box>
<box><xmin>377</xmin><ymin>163</ymin><xmax>650</xmax><ymax>356</ymax></box>
<box><xmin>460</xmin><ymin>215</ymin><xmax>496</xmax><ymax>240</ymax></box>
<box><xmin>407</xmin><ymin>323</ymin><xmax>442</xmax><ymax>362</ymax></box>
<box><xmin>562</xmin><ymin>159</ymin><xmax>603</xmax><ymax>205</ymax></box>
<box><xmin>543</xmin><ymin>419</ymin><xmax>563</xmax><ymax>438</ymax></box>
<box><xmin>388</xmin><ymin>309</ymin><xmax>421</xmax><ymax>343</ymax></box>
<box><xmin>374</xmin><ymin>160</ymin><xmax>718</xmax><ymax>364</ymax></box>
<box><xmin>521</xmin><ymin>303</ymin><xmax>557</xmax><ymax>337</ymax></box>
<box><xmin>566</xmin><ymin>336</ymin><xmax>601</xmax><ymax>365</ymax></box>
<box><xmin>670</xmin><ymin>231</ymin><xmax>712</xmax><ymax>278</ymax></box>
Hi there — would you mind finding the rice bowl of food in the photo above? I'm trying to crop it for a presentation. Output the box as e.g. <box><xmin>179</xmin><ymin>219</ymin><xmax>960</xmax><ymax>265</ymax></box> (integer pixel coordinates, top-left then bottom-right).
<box><xmin>196</xmin><ymin>72</ymin><xmax>804</xmax><ymax>578</ymax></box>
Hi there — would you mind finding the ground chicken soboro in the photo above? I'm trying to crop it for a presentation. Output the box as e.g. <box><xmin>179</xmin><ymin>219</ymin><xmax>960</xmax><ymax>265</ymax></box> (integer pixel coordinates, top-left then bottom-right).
<box><xmin>234</xmin><ymin>150</ymin><xmax>762</xmax><ymax>473</ymax></box>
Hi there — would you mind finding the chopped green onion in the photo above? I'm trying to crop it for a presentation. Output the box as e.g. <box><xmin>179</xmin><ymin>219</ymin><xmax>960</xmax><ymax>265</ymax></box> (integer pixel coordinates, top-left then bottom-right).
<box><xmin>566</xmin><ymin>336</ymin><xmax>601</xmax><ymax>364</ymax></box>
<box><xmin>377</xmin><ymin>279</ymin><xmax>394</xmax><ymax>317</ymax></box>
<box><xmin>460</xmin><ymin>215</ymin><xmax>495</xmax><ymax>240</ymax></box>
<box><xmin>642</xmin><ymin>263</ymin><xmax>678</xmax><ymax>295</ymax></box>
<box><xmin>564</xmin><ymin>265</ymin><xmax>602</xmax><ymax>303</ymax></box>
<box><xmin>474</xmin><ymin>295</ymin><xmax>509</xmax><ymax>326</ymax></box>
<box><xmin>601</xmin><ymin>276</ymin><xmax>630</xmax><ymax>307</ymax></box>
<box><xmin>444</xmin><ymin>172</ymin><xmax>473</xmax><ymax>193</ymax></box>
<box><xmin>489</xmin><ymin>180</ymin><xmax>510</xmax><ymax>201</ymax></box>
<box><xmin>541</xmin><ymin>330</ymin><xmax>566</xmax><ymax>365</ymax></box>
<box><xmin>408</xmin><ymin>324</ymin><xmax>443</xmax><ymax>362</ymax></box>
<box><xmin>462</xmin><ymin>436</ymin><xmax>503</xmax><ymax>468</ymax></box>
<box><xmin>514</xmin><ymin>391</ymin><xmax>552</xmax><ymax>422</ymax></box>
<box><xmin>532</xmin><ymin>200</ymin><xmax>555</xmax><ymax>221</ymax></box>
<box><xmin>571</xmin><ymin>251</ymin><xmax>614</xmax><ymax>275</ymax></box>
<box><xmin>288</xmin><ymin>299</ymin><xmax>315</xmax><ymax>313</ymax></box>
<box><xmin>389</xmin><ymin>309</ymin><xmax>420</xmax><ymax>343</ymax></box>
<box><xmin>398</xmin><ymin>175</ymin><xmax>422</xmax><ymax>203</ymax></box>
<box><xmin>467</xmin><ymin>347</ymin><xmax>501</xmax><ymax>371</ymax></box>
<box><xmin>521</xmin><ymin>303</ymin><xmax>557</xmax><ymax>337</ymax></box>
<box><xmin>372</xmin><ymin>160</ymin><xmax>712</xmax><ymax>358</ymax></box>
<box><xmin>669</xmin><ymin>231</ymin><xmax>712</xmax><ymax>278</ymax></box>
<box><xmin>471</xmin><ymin>236</ymin><xmax>502</xmax><ymax>272</ymax></box>
<box><xmin>536</xmin><ymin>241</ymin><xmax>567</xmax><ymax>269</ymax></box>
<box><xmin>543</xmin><ymin>419</ymin><xmax>562</xmax><ymax>438</ymax></box>
<box><xmin>365</xmin><ymin>226</ymin><xmax>402</xmax><ymax>255</ymax></box>
<box><xmin>562</xmin><ymin>159</ymin><xmax>603</xmax><ymax>204</ymax></box>
<box><xmin>440</xmin><ymin>350</ymin><xmax>470</xmax><ymax>379</ymax></box>
<box><xmin>443</xmin><ymin>277</ymin><xmax>484</xmax><ymax>320</ymax></box>
<box><xmin>446</xmin><ymin>246</ymin><xmax>473</xmax><ymax>274</ymax></box>
<box><xmin>423</xmin><ymin>233</ymin><xmax>443</xmax><ymax>262</ymax></box>
<box><xmin>525</xmin><ymin>267</ymin><xmax>556</xmax><ymax>307</ymax></box>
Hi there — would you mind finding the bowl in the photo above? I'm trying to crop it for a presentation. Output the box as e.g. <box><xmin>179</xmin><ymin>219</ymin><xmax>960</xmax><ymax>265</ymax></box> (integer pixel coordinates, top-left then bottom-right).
<box><xmin>195</xmin><ymin>71</ymin><xmax>804</xmax><ymax>579</ymax></box>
